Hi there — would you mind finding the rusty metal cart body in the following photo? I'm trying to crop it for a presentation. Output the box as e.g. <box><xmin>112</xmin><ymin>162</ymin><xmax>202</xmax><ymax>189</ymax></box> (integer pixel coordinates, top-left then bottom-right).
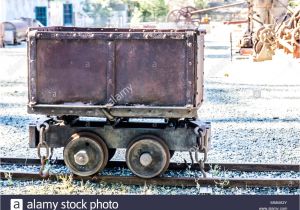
<box><xmin>27</xmin><ymin>27</ymin><xmax>211</xmax><ymax>178</ymax></box>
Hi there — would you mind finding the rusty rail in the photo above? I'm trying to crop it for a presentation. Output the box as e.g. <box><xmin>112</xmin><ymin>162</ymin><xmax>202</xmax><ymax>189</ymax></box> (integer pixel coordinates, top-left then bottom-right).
<box><xmin>0</xmin><ymin>170</ymin><xmax>299</xmax><ymax>188</ymax></box>
<box><xmin>1</xmin><ymin>157</ymin><xmax>299</xmax><ymax>172</ymax></box>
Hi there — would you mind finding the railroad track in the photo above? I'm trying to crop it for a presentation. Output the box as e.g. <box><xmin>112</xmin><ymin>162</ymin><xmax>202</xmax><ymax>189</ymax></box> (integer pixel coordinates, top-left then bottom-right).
<box><xmin>0</xmin><ymin>157</ymin><xmax>299</xmax><ymax>188</ymax></box>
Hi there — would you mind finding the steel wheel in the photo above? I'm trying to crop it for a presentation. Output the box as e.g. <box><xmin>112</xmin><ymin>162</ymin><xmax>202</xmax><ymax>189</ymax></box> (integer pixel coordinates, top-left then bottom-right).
<box><xmin>166</xmin><ymin>9</ymin><xmax>180</xmax><ymax>22</ymax></box>
<box><xmin>259</xmin><ymin>28</ymin><xmax>275</xmax><ymax>45</ymax></box>
<box><xmin>126</xmin><ymin>135</ymin><xmax>170</xmax><ymax>179</ymax></box>
<box><xmin>63</xmin><ymin>132</ymin><xmax>108</xmax><ymax>176</ymax></box>
<box><xmin>254</xmin><ymin>41</ymin><xmax>263</xmax><ymax>54</ymax></box>
<box><xmin>176</xmin><ymin>6</ymin><xmax>200</xmax><ymax>26</ymax></box>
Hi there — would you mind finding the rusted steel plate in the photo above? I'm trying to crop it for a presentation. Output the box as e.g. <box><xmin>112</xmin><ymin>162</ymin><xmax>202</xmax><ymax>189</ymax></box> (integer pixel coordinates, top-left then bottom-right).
<box><xmin>196</xmin><ymin>34</ymin><xmax>205</xmax><ymax>106</ymax></box>
<box><xmin>36</xmin><ymin>39</ymin><xmax>108</xmax><ymax>104</ymax></box>
<box><xmin>28</xmin><ymin>27</ymin><xmax>205</xmax><ymax>118</ymax></box>
<box><xmin>34</xmin><ymin>31</ymin><xmax>188</xmax><ymax>40</ymax></box>
<box><xmin>28</xmin><ymin>123</ymin><xmax>198</xmax><ymax>151</ymax></box>
<box><xmin>29</xmin><ymin>26</ymin><xmax>198</xmax><ymax>33</ymax></box>
<box><xmin>27</xmin><ymin>105</ymin><xmax>198</xmax><ymax>118</ymax></box>
<box><xmin>115</xmin><ymin>39</ymin><xmax>187</xmax><ymax>106</ymax></box>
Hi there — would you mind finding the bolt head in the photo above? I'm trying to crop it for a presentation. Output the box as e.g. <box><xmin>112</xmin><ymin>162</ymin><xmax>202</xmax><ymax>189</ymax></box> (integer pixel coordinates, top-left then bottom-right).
<box><xmin>74</xmin><ymin>150</ymin><xmax>89</xmax><ymax>165</ymax></box>
<box><xmin>139</xmin><ymin>153</ymin><xmax>152</xmax><ymax>167</ymax></box>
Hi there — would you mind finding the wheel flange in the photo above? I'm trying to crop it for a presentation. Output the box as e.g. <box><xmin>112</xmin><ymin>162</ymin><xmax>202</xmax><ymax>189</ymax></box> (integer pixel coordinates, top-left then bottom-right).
<box><xmin>63</xmin><ymin>132</ymin><xmax>108</xmax><ymax>177</ymax></box>
<box><xmin>126</xmin><ymin>135</ymin><xmax>170</xmax><ymax>179</ymax></box>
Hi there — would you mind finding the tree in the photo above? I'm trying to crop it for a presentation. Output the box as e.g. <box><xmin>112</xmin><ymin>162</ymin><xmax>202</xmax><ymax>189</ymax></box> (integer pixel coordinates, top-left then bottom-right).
<box><xmin>194</xmin><ymin>0</ymin><xmax>207</xmax><ymax>9</ymax></box>
<box><xmin>82</xmin><ymin>0</ymin><xmax>122</xmax><ymax>26</ymax></box>
<box><xmin>130</xmin><ymin>0</ymin><xmax>169</xmax><ymax>22</ymax></box>
<box><xmin>289</xmin><ymin>0</ymin><xmax>300</xmax><ymax>7</ymax></box>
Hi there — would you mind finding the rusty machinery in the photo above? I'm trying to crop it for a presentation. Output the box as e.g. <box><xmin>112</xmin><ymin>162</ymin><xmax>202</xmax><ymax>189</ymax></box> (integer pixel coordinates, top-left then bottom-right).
<box><xmin>166</xmin><ymin>1</ymin><xmax>246</xmax><ymax>26</ymax></box>
<box><xmin>230</xmin><ymin>0</ymin><xmax>299</xmax><ymax>60</ymax></box>
<box><xmin>167</xmin><ymin>1</ymin><xmax>299</xmax><ymax>61</ymax></box>
<box><xmin>166</xmin><ymin>1</ymin><xmax>254</xmax><ymax>48</ymax></box>
<box><xmin>253</xmin><ymin>7</ymin><xmax>300</xmax><ymax>61</ymax></box>
<box><xmin>27</xmin><ymin>27</ymin><xmax>211</xmax><ymax>179</ymax></box>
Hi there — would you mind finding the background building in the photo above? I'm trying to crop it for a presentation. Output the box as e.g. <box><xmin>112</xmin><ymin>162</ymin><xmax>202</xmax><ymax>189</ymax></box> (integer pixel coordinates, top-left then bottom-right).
<box><xmin>0</xmin><ymin>0</ymin><xmax>88</xmax><ymax>26</ymax></box>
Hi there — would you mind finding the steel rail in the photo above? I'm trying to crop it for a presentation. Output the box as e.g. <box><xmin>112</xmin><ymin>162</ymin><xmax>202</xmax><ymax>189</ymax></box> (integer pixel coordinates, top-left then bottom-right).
<box><xmin>1</xmin><ymin>157</ymin><xmax>299</xmax><ymax>172</ymax></box>
<box><xmin>0</xmin><ymin>170</ymin><xmax>299</xmax><ymax>188</ymax></box>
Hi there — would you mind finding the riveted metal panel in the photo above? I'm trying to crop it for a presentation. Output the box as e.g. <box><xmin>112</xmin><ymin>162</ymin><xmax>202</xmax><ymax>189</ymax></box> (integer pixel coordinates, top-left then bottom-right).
<box><xmin>36</xmin><ymin>39</ymin><xmax>109</xmax><ymax>104</ymax></box>
<box><xmin>115</xmin><ymin>39</ymin><xmax>187</xmax><ymax>106</ymax></box>
<box><xmin>28</xmin><ymin>27</ymin><xmax>205</xmax><ymax>119</ymax></box>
